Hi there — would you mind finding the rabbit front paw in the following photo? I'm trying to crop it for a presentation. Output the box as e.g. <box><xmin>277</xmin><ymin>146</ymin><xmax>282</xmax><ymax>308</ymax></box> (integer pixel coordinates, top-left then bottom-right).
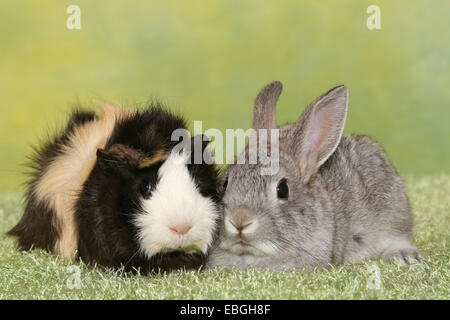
<box><xmin>382</xmin><ymin>247</ymin><xmax>424</xmax><ymax>265</ymax></box>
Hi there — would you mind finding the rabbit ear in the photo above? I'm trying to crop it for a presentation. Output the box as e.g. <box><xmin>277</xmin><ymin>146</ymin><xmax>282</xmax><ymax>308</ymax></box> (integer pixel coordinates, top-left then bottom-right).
<box><xmin>253</xmin><ymin>81</ymin><xmax>283</xmax><ymax>130</ymax></box>
<box><xmin>294</xmin><ymin>85</ymin><xmax>348</xmax><ymax>183</ymax></box>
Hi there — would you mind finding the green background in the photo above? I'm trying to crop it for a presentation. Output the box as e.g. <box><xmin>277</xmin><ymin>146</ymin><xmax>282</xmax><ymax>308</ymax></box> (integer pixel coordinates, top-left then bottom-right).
<box><xmin>0</xmin><ymin>0</ymin><xmax>449</xmax><ymax>193</ymax></box>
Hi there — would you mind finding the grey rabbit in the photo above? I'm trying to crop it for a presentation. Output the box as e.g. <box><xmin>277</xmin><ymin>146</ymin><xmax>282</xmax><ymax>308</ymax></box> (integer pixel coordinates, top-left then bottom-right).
<box><xmin>208</xmin><ymin>81</ymin><xmax>422</xmax><ymax>271</ymax></box>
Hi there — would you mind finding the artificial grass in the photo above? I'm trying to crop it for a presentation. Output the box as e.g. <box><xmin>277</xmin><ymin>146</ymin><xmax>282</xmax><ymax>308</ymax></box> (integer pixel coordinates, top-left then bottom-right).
<box><xmin>0</xmin><ymin>175</ymin><xmax>448</xmax><ymax>300</ymax></box>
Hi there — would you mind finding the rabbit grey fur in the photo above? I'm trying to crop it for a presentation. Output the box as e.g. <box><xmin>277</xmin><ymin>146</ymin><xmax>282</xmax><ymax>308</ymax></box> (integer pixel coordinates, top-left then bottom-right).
<box><xmin>208</xmin><ymin>81</ymin><xmax>422</xmax><ymax>271</ymax></box>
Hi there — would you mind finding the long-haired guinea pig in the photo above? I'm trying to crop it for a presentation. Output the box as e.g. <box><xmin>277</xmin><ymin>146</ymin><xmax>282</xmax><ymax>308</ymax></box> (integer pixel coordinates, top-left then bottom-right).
<box><xmin>8</xmin><ymin>101</ymin><xmax>221</xmax><ymax>273</ymax></box>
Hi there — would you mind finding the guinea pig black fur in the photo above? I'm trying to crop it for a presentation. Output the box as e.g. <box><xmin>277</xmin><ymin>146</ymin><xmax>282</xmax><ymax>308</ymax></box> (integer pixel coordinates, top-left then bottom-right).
<box><xmin>7</xmin><ymin>101</ymin><xmax>222</xmax><ymax>273</ymax></box>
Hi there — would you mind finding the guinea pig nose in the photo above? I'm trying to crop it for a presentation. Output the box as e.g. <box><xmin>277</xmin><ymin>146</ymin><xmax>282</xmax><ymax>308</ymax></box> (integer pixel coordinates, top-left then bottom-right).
<box><xmin>169</xmin><ymin>224</ymin><xmax>192</xmax><ymax>235</ymax></box>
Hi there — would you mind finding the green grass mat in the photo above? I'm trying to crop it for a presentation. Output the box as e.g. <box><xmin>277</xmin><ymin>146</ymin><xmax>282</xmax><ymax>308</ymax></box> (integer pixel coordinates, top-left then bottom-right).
<box><xmin>0</xmin><ymin>175</ymin><xmax>448</xmax><ymax>299</ymax></box>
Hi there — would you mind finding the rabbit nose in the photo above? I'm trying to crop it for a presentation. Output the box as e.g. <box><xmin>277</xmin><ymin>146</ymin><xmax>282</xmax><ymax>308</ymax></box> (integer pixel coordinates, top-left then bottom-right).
<box><xmin>169</xmin><ymin>224</ymin><xmax>192</xmax><ymax>235</ymax></box>
<box><xmin>230</xmin><ymin>220</ymin><xmax>253</xmax><ymax>234</ymax></box>
<box><xmin>227</xmin><ymin>207</ymin><xmax>256</xmax><ymax>236</ymax></box>
<box><xmin>228</xmin><ymin>219</ymin><xmax>255</xmax><ymax>240</ymax></box>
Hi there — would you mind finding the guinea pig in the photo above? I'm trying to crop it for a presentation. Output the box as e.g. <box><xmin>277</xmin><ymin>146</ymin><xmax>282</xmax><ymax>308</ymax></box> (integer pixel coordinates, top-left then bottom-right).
<box><xmin>8</xmin><ymin>101</ymin><xmax>222</xmax><ymax>273</ymax></box>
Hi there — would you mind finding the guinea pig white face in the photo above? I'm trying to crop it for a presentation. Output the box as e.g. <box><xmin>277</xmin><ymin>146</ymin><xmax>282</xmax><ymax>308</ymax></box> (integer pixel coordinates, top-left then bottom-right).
<box><xmin>133</xmin><ymin>150</ymin><xmax>218</xmax><ymax>258</ymax></box>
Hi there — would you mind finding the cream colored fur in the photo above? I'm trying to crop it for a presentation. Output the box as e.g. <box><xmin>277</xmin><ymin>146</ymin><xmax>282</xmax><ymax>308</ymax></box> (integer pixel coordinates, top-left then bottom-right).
<box><xmin>33</xmin><ymin>102</ymin><xmax>134</xmax><ymax>259</ymax></box>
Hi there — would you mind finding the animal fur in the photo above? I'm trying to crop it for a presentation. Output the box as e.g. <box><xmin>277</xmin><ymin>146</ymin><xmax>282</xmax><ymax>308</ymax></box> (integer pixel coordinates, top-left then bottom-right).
<box><xmin>8</xmin><ymin>101</ymin><xmax>221</xmax><ymax>273</ymax></box>
<box><xmin>208</xmin><ymin>81</ymin><xmax>422</xmax><ymax>271</ymax></box>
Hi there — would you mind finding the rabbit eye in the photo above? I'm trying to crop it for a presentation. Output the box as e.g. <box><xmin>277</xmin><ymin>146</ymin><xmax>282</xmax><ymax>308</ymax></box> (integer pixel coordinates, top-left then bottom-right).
<box><xmin>138</xmin><ymin>179</ymin><xmax>151</xmax><ymax>197</ymax></box>
<box><xmin>277</xmin><ymin>178</ymin><xmax>289</xmax><ymax>200</ymax></box>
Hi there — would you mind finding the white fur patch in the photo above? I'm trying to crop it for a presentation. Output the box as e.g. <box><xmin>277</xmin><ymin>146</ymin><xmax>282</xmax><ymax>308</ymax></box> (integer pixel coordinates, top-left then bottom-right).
<box><xmin>224</xmin><ymin>219</ymin><xmax>238</xmax><ymax>236</ymax></box>
<box><xmin>134</xmin><ymin>151</ymin><xmax>217</xmax><ymax>258</ymax></box>
<box><xmin>219</xmin><ymin>238</ymin><xmax>277</xmax><ymax>257</ymax></box>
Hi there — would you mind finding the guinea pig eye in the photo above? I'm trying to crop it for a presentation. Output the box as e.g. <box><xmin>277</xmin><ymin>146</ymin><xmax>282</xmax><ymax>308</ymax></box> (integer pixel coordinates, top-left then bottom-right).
<box><xmin>138</xmin><ymin>179</ymin><xmax>151</xmax><ymax>197</ymax></box>
<box><xmin>276</xmin><ymin>178</ymin><xmax>289</xmax><ymax>200</ymax></box>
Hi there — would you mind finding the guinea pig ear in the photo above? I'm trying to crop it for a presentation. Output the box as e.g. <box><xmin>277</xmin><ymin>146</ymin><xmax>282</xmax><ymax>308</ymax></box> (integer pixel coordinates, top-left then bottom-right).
<box><xmin>96</xmin><ymin>144</ymin><xmax>143</xmax><ymax>170</ymax></box>
<box><xmin>293</xmin><ymin>85</ymin><xmax>348</xmax><ymax>183</ymax></box>
<box><xmin>253</xmin><ymin>81</ymin><xmax>283</xmax><ymax>130</ymax></box>
<box><xmin>137</xmin><ymin>149</ymin><xmax>166</xmax><ymax>168</ymax></box>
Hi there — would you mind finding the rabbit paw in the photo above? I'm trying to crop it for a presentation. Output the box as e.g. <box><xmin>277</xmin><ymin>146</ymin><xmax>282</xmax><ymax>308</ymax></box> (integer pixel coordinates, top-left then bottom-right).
<box><xmin>382</xmin><ymin>248</ymin><xmax>424</xmax><ymax>265</ymax></box>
